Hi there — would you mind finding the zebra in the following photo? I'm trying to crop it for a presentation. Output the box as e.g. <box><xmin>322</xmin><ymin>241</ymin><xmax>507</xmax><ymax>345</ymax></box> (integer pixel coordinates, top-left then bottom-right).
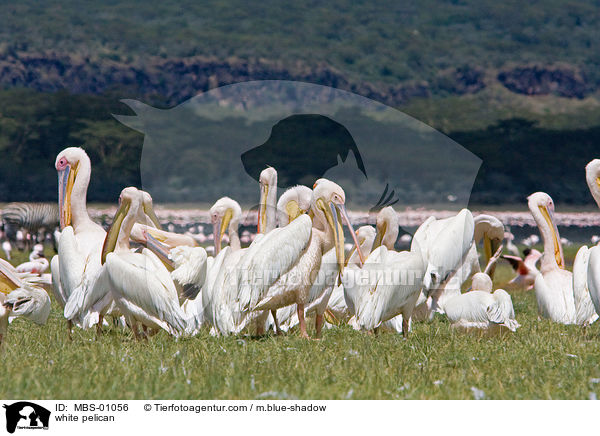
<box><xmin>1</xmin><ymin>202</ymin><xmax>59</xmax><ymax>249</ymax></box>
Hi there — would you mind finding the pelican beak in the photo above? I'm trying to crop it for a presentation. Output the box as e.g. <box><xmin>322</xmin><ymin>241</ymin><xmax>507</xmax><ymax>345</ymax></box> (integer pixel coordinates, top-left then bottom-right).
<box><xmin>319</xmin><ymin>200</ymin><xmax>365</xmax><ymax>276</ymax></box>
<box><xmin>144</xmin><ymin>231</ymin><xmax>174</xmax><ymax>270</ymax></box>
<box><xmin>258</xmin><ymin>183</ymin><xmax>268</xmax><ymax>234</ymax></box>
<box><xmin>0</xmin><ymin>259</ymin><xmax>21</xmax><ymax>295</ymax></box>
<box><xmin>213</xmin><ymin>209</ymin><xmax>232</xmax><ymax>255</ymax></box>
<box><xmin>143</xmin><ymin>202</ymin><xmax>162</xmax><ymax>229</ymax></box>
<box><xmin>285</xmin><ymin>200</ymin><xmax>303</xmax><ymax>223</ymax></box>
<box><xmin>58</xmin><ymin>162</ymin><xmax>78</xmax><ymax>229</ymax></box>
<box><xmin>101</xmin><ymin>198</ymin><xmax>131</xmax><ymax>264</ymax></box>
<box><xmin>345</xmin><ymin>231</ymin><xmax>365</xmax><ymax>267</ymax></box>
<box><xmin>373</xmin><ymin>221</ymin><xmax>387</xmax><ymax>250</ymax></box>
<box><xmin>538</xmin><ymin>205</ymin><xmax>564</xmax><ymax>269</ymax></box>
<box><xmin>596</xmin><ymin>177</ymin><xmax>600</xmax><ymax>192</ymax></box>
<box><xmin>337</xmin><ymin>203</ymin><xmax>365</xmax><ymax>267</ymax></box>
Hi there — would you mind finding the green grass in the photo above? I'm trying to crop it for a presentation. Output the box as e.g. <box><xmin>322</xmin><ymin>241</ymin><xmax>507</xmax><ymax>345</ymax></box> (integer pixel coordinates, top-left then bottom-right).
<box><xmin>1</xmin><ymin>246</ymin><xmax>600</xmax><ymax>400</ymax></box>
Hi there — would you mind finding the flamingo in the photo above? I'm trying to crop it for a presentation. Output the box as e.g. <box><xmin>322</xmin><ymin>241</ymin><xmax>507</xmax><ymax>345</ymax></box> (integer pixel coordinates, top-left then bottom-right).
<box><xmin>502</xmin><ymin>248</ymin><xmax>542</xmax><ymax>290</ymax></box>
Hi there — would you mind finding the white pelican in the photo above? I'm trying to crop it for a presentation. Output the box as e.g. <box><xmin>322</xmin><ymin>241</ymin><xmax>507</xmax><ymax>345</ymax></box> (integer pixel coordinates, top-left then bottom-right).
<box><xmin>0</xmin><ymin>258</ymin><xmax>51</xmax><ymax>347</ymax></box>
<box><xmin>502</xmin><ymin>248</ymin><xmax>542</xmax><ymax>290</ymax></box>
<box><xmin>443</xmin><ymin>272</ymin><xmax>519</xmax><ymax>333</ymax></box>
<box><xmin>51</xmin><ymin>147</ymin><xmax>106</xmax><ymax>336</ymax></box>
<box><xmin>97</xmin><ymin>187</ymin><xmax>187</xmax><ymax>338</ymax></box>
<box><xmin>258</xmin><ymin>167</ymin><xmax>278</xmax><ymax>234</ymax></box>
<box><xmin>572</xmin><ymin>159</ymin><xmax>600</xmax><ymax>323</ymax></box>
<box><xmin>410</xmin><ymin>209</ymin><xmax>475</xmax><ymax>320</ymax></box>
<box><xmin>528</xmin><ymin>192</ymin><xmax>576</xmax><ymax>324</ymax></box>
<box><xmin>230</xmin><ymin>179</ymin><xmax>363</xmax><ymax>338</ymax></box>
<box><xmin>343</xmin><ymin>206</ymin><xmax>424</xmax><ymax>335</ymax></box>
<box><xmin>276</xmin><ymin>185</ymin><xmax>313</xmax><ymax>227</ymax></box>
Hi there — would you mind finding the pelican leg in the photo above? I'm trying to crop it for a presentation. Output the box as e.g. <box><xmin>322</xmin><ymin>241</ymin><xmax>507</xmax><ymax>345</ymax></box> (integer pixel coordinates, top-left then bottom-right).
<box><xmin>67</xmin><ymin>320</ymin><xmax>72</xmax><ymax>342</ymax></box>
<box><xmin>141</xmin><ymin>324</ymin><xmax>150</xmax><ymax>341</ymax></box>
<box><xmin>271</xmin><ymin>310</ymin><xmax>283</xmax><ymax>336</ymax></box>
<box><xmin>315</xmin><ymin>313</ymin><xmax>324</xmax><ymax>338</ymax></box>
<box><xmin>297</xmin><ymin>302</ymin><xmax>309</xmax><ymax>339</ymax></box>
<box><xmin>131</xmin><ymin>322</ymin><xmax>141</xmax><ymax>341</ymax></box>
<box><xmin>96</xmin><ymin>315</ymin><xmax>104</xmax><ymax>338</ymax></box>
<box><xmin>402</xmin><ymin>318</ymin><xmax>410</xmax><ymax>339</ymax></box>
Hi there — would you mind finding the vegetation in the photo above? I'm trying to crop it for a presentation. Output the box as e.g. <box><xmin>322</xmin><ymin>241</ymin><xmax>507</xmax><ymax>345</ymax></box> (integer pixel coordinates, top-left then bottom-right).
<box><xmin>1</xmin><ymin>246</ymin><xmax>600</xmax><ymax>399</ymax></box>
<box><xmin>1</xmin><ymin>0</ymin><xmax>600</xmax><ymax>86</ymax></box>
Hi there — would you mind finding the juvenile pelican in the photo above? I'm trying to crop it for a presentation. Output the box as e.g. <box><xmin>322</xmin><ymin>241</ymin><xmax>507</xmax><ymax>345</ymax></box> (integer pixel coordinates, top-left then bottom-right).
<box><xmin>528</xmin><ymin>192</ymin><xmax>576</xmax><ymax>324</ymax></box>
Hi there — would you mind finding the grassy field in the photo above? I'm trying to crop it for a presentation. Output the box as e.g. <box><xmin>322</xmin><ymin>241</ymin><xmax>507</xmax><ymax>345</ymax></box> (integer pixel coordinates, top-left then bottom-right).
<box><xmin>1</xmin><ymin>246</ymin><xmax>600</xmax><ymax>400</ymax></box>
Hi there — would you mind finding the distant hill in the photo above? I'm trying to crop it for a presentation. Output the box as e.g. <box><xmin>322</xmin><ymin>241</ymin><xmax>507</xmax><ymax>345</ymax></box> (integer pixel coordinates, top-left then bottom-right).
<box><xmin>1</xmin><ymin>1</ymin><xmax>600</xmax><ymax>205</ymax></box>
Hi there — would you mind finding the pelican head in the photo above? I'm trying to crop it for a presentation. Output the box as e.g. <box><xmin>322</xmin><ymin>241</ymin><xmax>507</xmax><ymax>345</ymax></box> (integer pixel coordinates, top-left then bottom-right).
<box><xmin>471</xmin><ymin>272</ymin><xmax>493</xmax><ymax>293</ymax></box>
<box><xmin>55</xmin><ymin>147</ymin><xmax>90</xmax><ymax>229</ymax></box>
<box><xmin>311</xmin><ymin>179</ymin><xmax>365</xmax><ymax>275</ymax></box>
<box><xmin>347</xmin><ymin>225</ymin><xmax>376</xmax><ymax>266</ymax></box>
<box><xmin>527</xmin><ymin>192</ymin><xmax>564</xmax><ymax>269</ymax></box>
<box><xmin>101</xmin><ymin>187</ymin><xmax>143</xmax><ymax>264</ymax></box>
<box><xmin>276</xmin><ymin>185</ymin><xmax>313</xmax><ymax>227</ymax></box>
<box><xmin>373</xmin><ymin>206</ymin><xmax>399</xmax><ymax>250</ymax></box>
<box><xmin>139</xmin><ymin>190</ymin><xmax>162</xmax><ymax>229</ymax></box>
<box><xmin>474</xmin><ymin>214</ymin><xmax>505</xmax><ymax>270</ymax></box>
<box><xmin>258</xmin><ymin>167</ymin><xmax>277</xmax><ymax>234</ymax></box>
<box><xmin>210</xmin><ymin>197</ymin><xmax>242</xmax><ymax>254</ymax></box>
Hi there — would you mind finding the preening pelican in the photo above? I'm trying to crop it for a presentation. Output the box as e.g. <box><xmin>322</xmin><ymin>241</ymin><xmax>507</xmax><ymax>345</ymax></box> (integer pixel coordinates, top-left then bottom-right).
<box><xmin>572</xmin><ymin>159</ymin><xmax>600</xmax><ymax>323</ymax></box>
<box><xmin>277</xmin><ymin>185</ymin><xmax>313</xmax><ymax>227</ymax></box>
<box><xmin>230</xmin><ymin>179</ymin><xmax>364</xmax><ymax>338</ymax></box>
<box><xmin>343</xmin><ymin>206</ymin><xmax>424</xmax><ymax>335</ymax></box>
<box><xmin>52</xmin><ymin>147</ymin><xmax>106</xmax><ymax>336</ymax></box>
<box><xmin>503</xmin><ymin>248</ymin><xmax>542</xmax><ymax>290</ymax></box>
<box><xmin>98</xmin><ymin>187</ymin><xmax>187</xmax><ymax>338</ymax></box>
<box><xmin>0</xmin><ymin>259</ymin><xmax>50</xmax><ymax>347</ymax></box>
<box><xmin>410</xmin><ymin>209</ymin><xmax>475</xmax><ymax>320</ymax></box>
<box><xmin>528</xmin><ymin>192</ymin><xmax>576</xmax><ymax>324</ymax></box>
<box><xmin>65</xmin><ymin>189</ymin><xmax>170</xmax><ymax>329</ymax></box>
<box><xmin>443</xmin><ymin>272</ymin><xmax>519</xmax><ymax>333</ymax></box>
<box><xmin>258</xmin><ymin>167</ymin><xmax>278</xmax><ymax>234</ymax></box>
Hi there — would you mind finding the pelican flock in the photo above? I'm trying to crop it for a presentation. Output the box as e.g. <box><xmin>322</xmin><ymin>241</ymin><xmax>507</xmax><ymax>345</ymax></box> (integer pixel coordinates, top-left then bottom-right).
<box><xmin>3</xmin><ymin>146</ymin><xmax>600</xmax><ymax>349</ymax></box>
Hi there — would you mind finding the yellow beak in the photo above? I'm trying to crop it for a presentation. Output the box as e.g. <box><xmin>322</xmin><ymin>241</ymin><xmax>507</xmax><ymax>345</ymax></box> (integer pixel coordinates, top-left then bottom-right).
<box><xmin>258</xmin><ymin>183</ymin><xmax>268</xmax><ymax>234</ymax></box>
<box><xmin>58</xmin><ymin>162</ymin><xmax>78</xmax><ymax>229</ymax></box>
<box><xmin>538</xmin><ymin>205</ymin><xmax>564</xmax><ymax>269</ymax></box>
<box><xmin>101</xmin><ymin>198</ymin><xmax>131</xmax><ymax>264</ymax></box>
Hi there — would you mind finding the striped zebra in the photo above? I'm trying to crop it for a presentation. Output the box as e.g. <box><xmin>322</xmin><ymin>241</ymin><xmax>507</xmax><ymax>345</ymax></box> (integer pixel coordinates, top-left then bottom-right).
<box><xmin>1</xmin><ymin>202</ymin><xmax>59</xmax><ymax>248</ymax></box>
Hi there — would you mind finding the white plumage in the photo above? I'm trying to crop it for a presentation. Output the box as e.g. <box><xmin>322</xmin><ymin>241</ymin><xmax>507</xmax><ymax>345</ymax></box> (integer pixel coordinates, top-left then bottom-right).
<box><xmin>443</xmin><ymin>273</ymin><xmax>519</xmax><ymax>333</ymax></box>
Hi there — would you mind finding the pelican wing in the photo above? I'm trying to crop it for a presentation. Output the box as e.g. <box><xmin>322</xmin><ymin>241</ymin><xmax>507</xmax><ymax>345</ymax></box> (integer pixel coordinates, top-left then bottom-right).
<box><xmin>572</xmin><ymin>245</ymin><xmax>598</xmax><ymax>325</ymax></box>
<box><xmin>502</xmin><ymin>255</ymin><xmax>525</xmax><ymax>272</ymax></box>
<box><xmin>488</xmin><ymin>289</ymin><xmax>520</xmax><ymax>331</ymax></box>
<box><xmin>234</xmin><ymin>214</ymin><xmax>312</xmax><ymax>311</ymax></box>
<box><xmin>586</xmin><ymin>246</ymin><xmax>600</xmax><ymax>317</ymax></box>
<box><xmin>170</xmin><ymin>246</ymin><xmax>208</xmax><ymax>300</ymax></box>
<box><xmin>106</xmin><ymin>250</ymin><xmax>186</xmax><ymax>334</ymax></box>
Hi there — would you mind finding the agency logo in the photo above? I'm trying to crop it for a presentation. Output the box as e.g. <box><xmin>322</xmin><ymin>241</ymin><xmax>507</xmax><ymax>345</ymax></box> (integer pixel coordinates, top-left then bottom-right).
<box><xmin>2</xmin><ymin>402</ymin><xmax>50</xmax><ymax>433</ymax></box>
